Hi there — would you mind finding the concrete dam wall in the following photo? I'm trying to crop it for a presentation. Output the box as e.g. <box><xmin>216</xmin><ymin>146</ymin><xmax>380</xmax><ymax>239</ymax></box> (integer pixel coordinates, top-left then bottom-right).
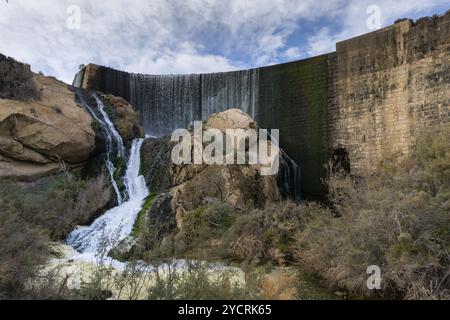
<box><xmin>73</xmin><ymin>12</ymin><xmax>450</xmax><ymax>198</ymax></box>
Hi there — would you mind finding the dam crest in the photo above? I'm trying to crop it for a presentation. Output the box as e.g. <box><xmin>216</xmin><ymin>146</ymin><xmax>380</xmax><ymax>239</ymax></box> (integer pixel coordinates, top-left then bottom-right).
<box><xmin>74</xmin><ymin>13</ymin><xmax>450</xmax><ymax>198</ymax></box>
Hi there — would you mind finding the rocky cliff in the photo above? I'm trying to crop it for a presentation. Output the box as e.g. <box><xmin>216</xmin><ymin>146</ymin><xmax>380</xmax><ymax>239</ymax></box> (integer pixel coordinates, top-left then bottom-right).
<box><xmin>0</xmin><ymin>73</ymin><xmax>96</xmax><ymax>179</ymax></box>
<box><xmin>0</xmin><ymin>55</ymin><xmax>143</xmax><ymax>180</ymax></box>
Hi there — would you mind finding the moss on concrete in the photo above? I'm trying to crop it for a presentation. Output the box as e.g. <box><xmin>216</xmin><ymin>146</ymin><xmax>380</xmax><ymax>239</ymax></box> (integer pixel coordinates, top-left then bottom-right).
<box><xmin>132</xmin><ymin>193</ymin><xmax>157</xmax><ymax>237</ymax></box>
<box><xmin>257</xmin><ymin>56</ymin><xmax>329</xmax><ymax>198</ymax></box>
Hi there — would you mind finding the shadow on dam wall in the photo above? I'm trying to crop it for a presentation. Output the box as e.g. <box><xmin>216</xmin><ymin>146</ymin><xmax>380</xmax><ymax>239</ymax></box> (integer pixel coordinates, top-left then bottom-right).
<box><xmin>72</xmin><ymin>10</ymin><xmax>450</xmax><ymax>199</ymax></box>
<box><xmin>73</xmin><ymin>55</ymin><xmax>331</xmax><ymax>199</ymax></box>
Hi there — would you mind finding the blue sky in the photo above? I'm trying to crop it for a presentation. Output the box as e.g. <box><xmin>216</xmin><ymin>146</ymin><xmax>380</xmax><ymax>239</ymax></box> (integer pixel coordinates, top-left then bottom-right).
<box><xmin>0</xmin><ymin>0</ymin><xmax>448</xmax><ymax>84</ymax></box>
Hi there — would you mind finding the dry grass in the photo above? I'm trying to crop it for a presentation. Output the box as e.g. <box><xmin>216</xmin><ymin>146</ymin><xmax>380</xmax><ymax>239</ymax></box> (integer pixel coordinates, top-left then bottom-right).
<box><xmin>0</xmin><ymin>172</ymin><xmax>112</xmax><ymax>299</ymax></box>
<box><xmin>221</xmin><ymin>201</ymin><xmax>325</xmax><ymax>266</ymax></box>
<box><xmin>295</xmin><ymin>125</ymin><xmax>450</xmax><ymax>299</ymax></box>
<box><xmin>261</xmin><ymin>270</ymin><xmax>297</xmax><ymax>300</ymax></box>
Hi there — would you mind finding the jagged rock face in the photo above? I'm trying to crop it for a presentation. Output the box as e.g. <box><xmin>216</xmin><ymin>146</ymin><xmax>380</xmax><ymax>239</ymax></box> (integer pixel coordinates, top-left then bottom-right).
<box><xmin>0</xmin><ymin>73</ymin><xmax>97</xmax><ymax>179</ymax></box>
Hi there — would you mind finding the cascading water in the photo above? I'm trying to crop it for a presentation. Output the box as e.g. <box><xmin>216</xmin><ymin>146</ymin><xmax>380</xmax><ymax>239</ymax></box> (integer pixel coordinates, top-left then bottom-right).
<box><xmin>74</xmin><ymin>67</ymin><xmax>301</xmax><ymax>201</ymax></box>
<box><xmin>67</xmin><ymin>92</ymin><xmax>149</xmax><ymax>264</ymax></box>
<box><xmin>201</xmin><ymin>69</ymin><xmax>259</xmax><ymax>121</ymax></box>
<box><xmin>67</xmin><ymin>139</ymin><xmax>149</xmax><ymax>262</ymax></box>
<box><xmin>97</xmin><ymin>67</ymin><xmax>259</xmax><ymax>137</ymax></box>
<box><xmin>76</xmin><ymin>91</ymin><xmax>125</xmax><ymax>203</ymax></box>
<box><xmin>129</xmin><ymin>73</ymin><xmax>202</xmax><ymax>137</ymax></box>
<box><xmin>93</xmin><ymin>94</ymin><xmax>126</xmax><ymax>158</ymax></box>
<box><xmin>93</xmin><ymin>94</ymin><xmax>127</xmax><ymax>203</ymax></box>
<box><xmin>268</xmin><ymin>132</ymin><xmax>302</xmax><ymax>202</ymax></box>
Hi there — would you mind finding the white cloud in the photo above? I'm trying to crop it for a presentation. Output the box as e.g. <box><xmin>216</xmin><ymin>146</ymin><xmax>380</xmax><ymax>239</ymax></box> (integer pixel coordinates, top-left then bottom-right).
<box><xmin>0</xmin><ymin>0</ymin><xmax>447</xmax><ymax>83</ymax></box>
<box><xmin>124</xmin><ymin>47</ymin><xmax>238</xmax><ymax>75</ymax></box>
<box><xmin>283</xmin><ymin>47</ymin><xmax>302</xmax><ymax>59</ymax></box>
<box><xmin>307</xmin><ymin>28</ymin><xmax>338</xmax><ymax>56</ymax></box>
<box><xmin>306</xmin><ymin>0</ymin><xmax>449</xmax><ymax>56</ymax></box>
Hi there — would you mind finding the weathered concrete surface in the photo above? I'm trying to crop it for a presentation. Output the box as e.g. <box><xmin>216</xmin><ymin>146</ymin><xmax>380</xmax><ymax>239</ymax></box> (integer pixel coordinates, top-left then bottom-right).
<box><xmin>328</xmin><ymin>14</ymin><xmax>450</xmax><ymax>173</ymax></box>
<box><xmin>74</xmin><ymin>11</ymin><xmax>450</xmax><ymax>197</ymax></box>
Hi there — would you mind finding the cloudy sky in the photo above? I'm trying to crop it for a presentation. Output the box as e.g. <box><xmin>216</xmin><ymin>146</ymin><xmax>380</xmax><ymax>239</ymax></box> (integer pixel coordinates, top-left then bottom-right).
<box><xmin>0</xmin><ymin>0</ymin><xmax>448</xmax><ymax>84</ymax></box>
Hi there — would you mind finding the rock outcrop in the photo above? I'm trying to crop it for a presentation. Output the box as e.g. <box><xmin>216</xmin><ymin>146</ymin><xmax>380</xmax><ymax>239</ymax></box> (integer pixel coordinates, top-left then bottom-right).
<box><xmin>102</xmin><ymin>94</ymin><xmax>144</xmax><ymax>141</ymax></box>
<box><xmin>0</xmin><ymin>73</ymin><xmax>97</xmax><ymax>180</ymax></box>
<box><xmin>131</xmin><ymin>109</ymin><xmax>289</xmax><ymax>255</ymax></box>
<box><xmin>141</xmin><ymin>108</ymin><xmax>281</xmax><ymax>209</ymax></box>
<box><xmin>0</xmin><ymin>55</ymin><xmax>145</xmax><ymax>180</ymax></box>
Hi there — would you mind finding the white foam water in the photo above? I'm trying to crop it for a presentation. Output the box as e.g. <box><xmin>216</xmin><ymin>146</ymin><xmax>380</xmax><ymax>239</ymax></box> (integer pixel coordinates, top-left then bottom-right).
<box><xmin>78</xmin><ymin>92</ymin><xmax>125</xmax><ymax>204</ymax></box>
<box><xmin>66</xmin><ymin>138</ymin><xmax>149</xmax><ymax>267</ymax></box>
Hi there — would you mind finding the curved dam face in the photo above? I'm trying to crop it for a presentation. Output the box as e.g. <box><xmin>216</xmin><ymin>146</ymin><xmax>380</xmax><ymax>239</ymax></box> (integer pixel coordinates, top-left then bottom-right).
<box><xmin>73</xmin><ymin>12</ymin><xmax>450</xmax><ymax>198</ymax></box>
<box><xmin>74</xmin><ymin>57</ymin><xmax>330</xmax><ymax>198</ymax></box>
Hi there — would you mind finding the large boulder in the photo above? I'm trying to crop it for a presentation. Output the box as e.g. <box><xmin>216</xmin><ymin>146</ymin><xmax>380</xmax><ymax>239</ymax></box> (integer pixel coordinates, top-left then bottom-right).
<box><xmin>135</xmin><ymin>109</ymin><xmax>286</xmax><ymax>249</ymax></box>
<box><xmin>141</xmin><ymin>108</ymin><xmax>282</xmax><ymax>209</ymax></box>
<box><xmin>0</xmin><ymin>72</ymin><xmax>96</xmax><ymax>180</ymax></box>
<box><xmin>0</xmin><ymin>54</ymin><xmax>146</xmax><ymax>181</ymax></box>
<box><xmin>204</xmin><ymin>108</ymin><xmax>257</xmax><ymax>132</ymax></box>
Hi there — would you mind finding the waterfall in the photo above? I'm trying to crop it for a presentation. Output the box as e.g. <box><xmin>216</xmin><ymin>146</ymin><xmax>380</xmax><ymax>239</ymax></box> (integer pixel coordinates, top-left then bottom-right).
<box><xmin>96</xmin><ymin>67</ymin><xmax>259</xmax><ymax>137</ymax></box>
<box><xmin>76</xmin><ymin>91</ymin><xmax>125</xmax><ymax>204</ymax></box>
<box><xmin>66</xmin><ymin>138</ymin><xmax>149</xmax><ymax>260</ymax></box>
<box><xmin>279</xmin><ymin>152</ymin><xmax>302</xmax><ymax>202</ymax></box>
<box><xmin>268</xmin><ymin>132</ymin><xmax>302</xmax><ymax>201</ymax></box>
<box><xmin>128</xmin><ymin>73</ymin><xmax>202</xmax><ymax>137</ymax></box>
<box><xmin>74</xmin><ymin>66</ymin><xmax>301</xmax><ymax>201</ymax></box>
<box><xmin>93</xmin><ymin>94</ymin><xmax>126</xmax><ymax>158</ymax></box>
<box><xmin>67</xmin><ymin>91</ymin><xmax>149</xmax><ymax>263</ymax></box>
<box><xmin>201</xmin><ymin>69</ymin><xmax>259</xmax><ymax>121</ymax></box>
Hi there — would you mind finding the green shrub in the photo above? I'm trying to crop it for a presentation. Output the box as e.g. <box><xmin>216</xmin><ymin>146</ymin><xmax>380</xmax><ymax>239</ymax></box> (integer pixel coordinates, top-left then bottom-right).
<box><xmin>146</xmin><ymin>260</ymin><xmax>261</xmax><ymax>300</ymax></box>
<box><xmin>182</xmin><ymin>199</ymin><xmax>234</xmax><ymax>249</ymax></box>
<box><xmin>0</xmin><ymin>172</ymin><xmax>112</xmax><ymax>241</ymax></box>
<box><xmin>0</xmin><ymin>207</ymin><xmax>50</xmax><ymax>299</ymax></box>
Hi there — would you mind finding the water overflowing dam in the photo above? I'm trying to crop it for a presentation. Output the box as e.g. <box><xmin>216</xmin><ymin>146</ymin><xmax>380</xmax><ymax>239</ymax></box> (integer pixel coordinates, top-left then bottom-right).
<box><xmin>72</xmin><ymin>14</ymin><xmax>450</xmax><ymax>198</ymax></box>
<box><xmin>73</xmin><ymin>57</ymin><xmax>329</xmax><ymax>198</ymax></box>
<box><xmin>75</xmin><ymin>68</ymin><xmax>261</xmax><ymax>137</ymax></box>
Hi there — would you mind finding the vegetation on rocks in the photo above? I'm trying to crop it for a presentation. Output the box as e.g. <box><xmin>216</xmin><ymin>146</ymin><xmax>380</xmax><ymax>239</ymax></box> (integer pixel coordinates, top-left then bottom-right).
<box><xmin>133</xmin><ymin>124</ymin><xmax>450</xmax><ymax>300</ymax></box>
<box><xmin>102</xmin><ymin>94</ymin><xmax>144</xmax><ymax>142</ymax></box>
<box><xmin>0</xmin><ymin>54</ymin><xmax>41</xmax><ymax>101</ymax></box>
<box><xmin>0</xmin><ymin>171</ymin><xmax>112</xmax><ymax>299</ymax></box>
